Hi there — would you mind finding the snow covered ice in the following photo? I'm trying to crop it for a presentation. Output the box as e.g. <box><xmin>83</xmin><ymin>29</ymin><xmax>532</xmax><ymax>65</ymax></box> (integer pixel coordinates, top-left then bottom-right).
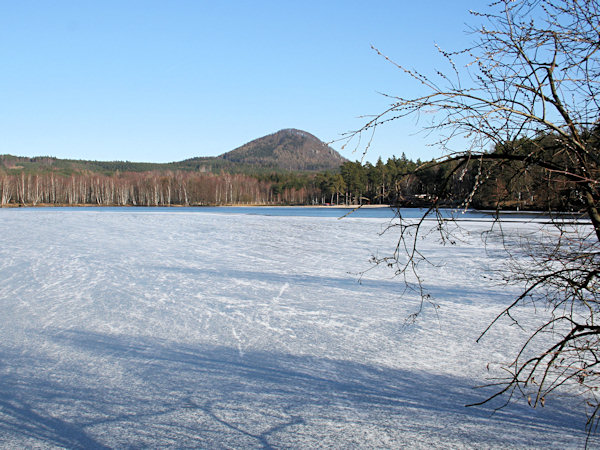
<box><xmin>0</xmin><ymin>207</ymin><xmax>596</xmax><ymax>448</ymax></box>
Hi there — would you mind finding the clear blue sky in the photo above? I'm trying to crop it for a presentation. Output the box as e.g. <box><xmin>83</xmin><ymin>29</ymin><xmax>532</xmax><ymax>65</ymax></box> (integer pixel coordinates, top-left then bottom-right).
<box><xmin>0</xmin><ymin>1</ymin><xmax>478</xmax><ymax>164</ymax></box>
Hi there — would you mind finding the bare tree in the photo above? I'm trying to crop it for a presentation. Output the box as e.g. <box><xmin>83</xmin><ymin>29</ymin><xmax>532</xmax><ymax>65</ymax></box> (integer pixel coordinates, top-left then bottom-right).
<box><xmin>346</xmin><ymin>0</ymin><xmax>600</xmax><ymax>437</ymax></box>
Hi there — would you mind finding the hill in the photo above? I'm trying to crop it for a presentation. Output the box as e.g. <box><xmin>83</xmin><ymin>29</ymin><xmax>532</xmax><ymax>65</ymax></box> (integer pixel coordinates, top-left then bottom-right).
<box><xmin>218</xmin><ymin>129</ymin><xmax>346</xmax><ymax>171</ymax></box>
<box><xmin>0</xmin><ymin>129</ymin><xmax>346</xmax><ymax>176</ymax></box>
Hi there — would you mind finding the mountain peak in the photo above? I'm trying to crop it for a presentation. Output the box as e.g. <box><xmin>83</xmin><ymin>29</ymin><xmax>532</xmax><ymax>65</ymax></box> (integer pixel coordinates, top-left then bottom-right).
<box><xmin>219</xmin><ymin>129</ymin><xmax>346</xmax><ymax>171</ymax></box>
<box><xmin>278</xmin><ymin>128</ymin><xmax>314</xmax><ymax>138</ymax></box>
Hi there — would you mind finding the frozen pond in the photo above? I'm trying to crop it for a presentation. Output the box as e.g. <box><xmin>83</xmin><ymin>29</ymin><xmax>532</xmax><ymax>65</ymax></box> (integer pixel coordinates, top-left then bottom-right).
<box><xmin>0</xmin><ymin>207</ymin><xmax>595</xmax><ymax>448</ymax></box>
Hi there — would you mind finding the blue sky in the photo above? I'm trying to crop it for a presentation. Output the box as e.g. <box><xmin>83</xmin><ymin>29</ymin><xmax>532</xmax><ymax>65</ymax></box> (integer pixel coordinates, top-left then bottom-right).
<box><xmin>0</xmin><ymin>1</ymin><xmax>478</xmax><ymax>164</ymax></box>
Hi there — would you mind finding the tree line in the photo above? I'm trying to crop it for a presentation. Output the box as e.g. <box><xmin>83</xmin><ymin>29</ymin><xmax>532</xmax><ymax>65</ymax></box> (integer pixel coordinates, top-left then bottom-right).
<box><xmin>0</xmin><ymin>171</ymin><xmax>314</xmax><ymax>207</ymax></box>
<box><xmin>331</xmin><ymin>137</ymin><xmax>587</xmax><ymax>211</ymax></box>
<box><xmin>0</xmin><ymin>139</ymin><xmax>588</xmax><ymax>210</ymax></box>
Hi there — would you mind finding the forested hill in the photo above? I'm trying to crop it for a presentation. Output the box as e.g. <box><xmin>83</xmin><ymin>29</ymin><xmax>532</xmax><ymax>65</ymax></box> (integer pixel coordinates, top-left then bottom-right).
<box><xmin>219</xmin><ymin>129</ymin><xmax>347</xmax><ymax>171</ymax></box>
<box><xmin>0</xmin><ymin>129</ymin><xmax>346</xmax><ymax>176</ymax></box>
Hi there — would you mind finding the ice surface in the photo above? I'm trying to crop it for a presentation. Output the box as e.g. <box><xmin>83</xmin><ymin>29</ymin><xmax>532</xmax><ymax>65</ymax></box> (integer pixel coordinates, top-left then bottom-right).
<box><xmin>0</xmin><ymin>208</ymin><xmax>595</xmax><ymax>448</ymax></box>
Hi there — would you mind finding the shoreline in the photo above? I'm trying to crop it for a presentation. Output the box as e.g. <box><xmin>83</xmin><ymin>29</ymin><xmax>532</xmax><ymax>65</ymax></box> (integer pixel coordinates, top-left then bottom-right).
<box><xmin>0</xmin><ymin>203</ymin><xmax>393</xmax><ymax>209</ymax></box>
<box><xmin>0</xmin><ymin>203</ymin><xmax>583</xmax><ymax>216</ymax></box>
